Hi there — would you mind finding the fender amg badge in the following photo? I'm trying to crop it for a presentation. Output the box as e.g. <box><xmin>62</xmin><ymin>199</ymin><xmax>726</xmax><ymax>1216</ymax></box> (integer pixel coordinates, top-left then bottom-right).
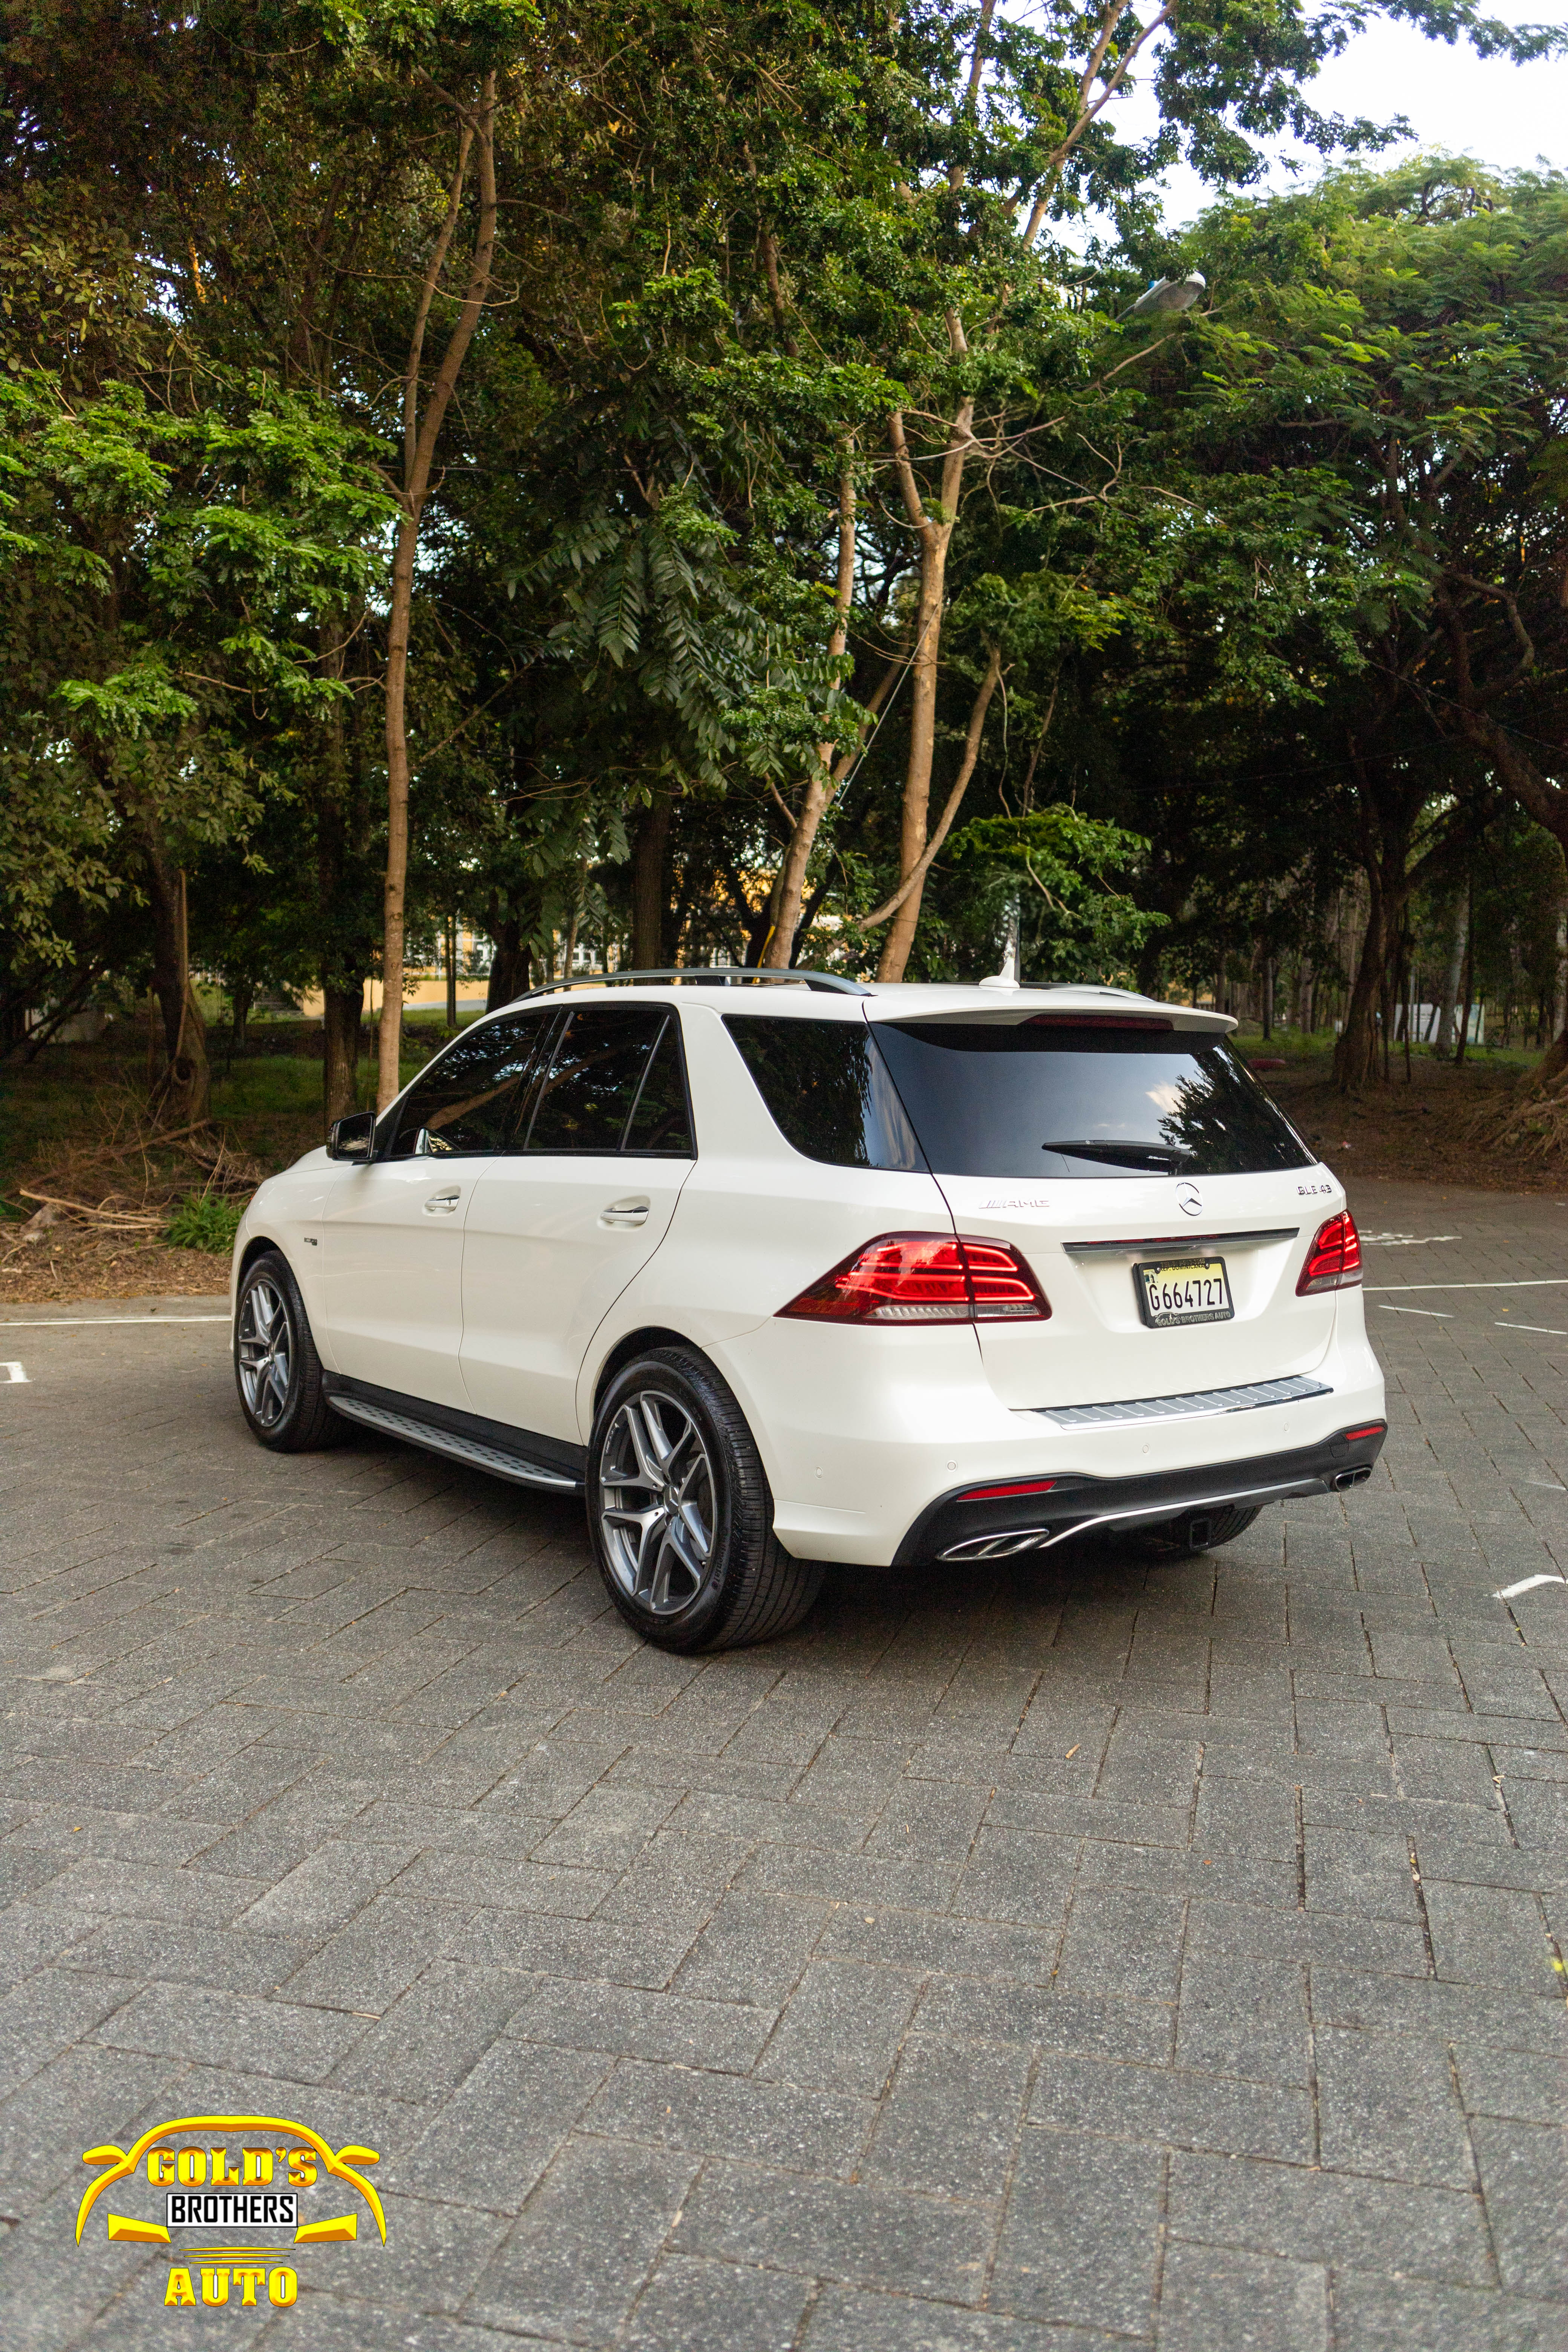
<box><xmin>1176</xmin><ymin>1181</ymin><xmax>1203</xmax><ymax>1216</ymax></box>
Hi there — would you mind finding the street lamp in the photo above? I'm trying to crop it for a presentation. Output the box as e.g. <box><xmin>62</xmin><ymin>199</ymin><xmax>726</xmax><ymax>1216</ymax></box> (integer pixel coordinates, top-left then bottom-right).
<box><xmin>1125</xmin><ymin>272</ymin><xmax>1207</xmax><ymax>318</ymax></box>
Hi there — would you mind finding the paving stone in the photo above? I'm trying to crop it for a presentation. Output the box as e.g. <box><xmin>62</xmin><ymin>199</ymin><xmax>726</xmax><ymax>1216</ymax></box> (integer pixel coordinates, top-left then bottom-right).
<box><xmin>389</xmin><ymin>2040</ymin><xmax>611</xmax><ymax>2212</ymax></box>
<box><xmin>671</xmin><ymin>2158</ymin><xmax>997</xmax><ymax>2302</ymax></box>
<box><xmin>622</xmin><ymin>2252</ymin><xmax>813</xmax><ymax>2352</ymax></box>
<box><xmin>1030</xmin><ymin>2048</ymin><xmax>1312</xmax><ymax>2161</ymax></box>
<box><xmin>862</xmin><ymin>2034</ymin><xmax>1032</xmax><ymax>2196</ymax></box>
<box><xmin>1470</xmin><ymin>2116</ymin><xmax>1568</xmax><ymax>2300</ymax></box>
<box><xmin>991</xmin><ymin>2126</ymin><xmax>1162</xmax><ymax>2334</ymax></box>
<box><xmin>1158</xmin><ymin>2240</ymin><xmax>1328</xmax><ymax>2352</ymax></box>
<box><xmin>11</xmin><ymin>1202</ymin><xmax>1568</xmax><ymax>2347</ymax></box>
<box><xmin>585</xmin><ymin>2053</ymin><xmax>874</xmax><ymax>2173</ymax></box>
<box><xmin>1053</xmin><ymin>1887</ymin><xmax>1185</xmax><ymax>2002</ymax></box>
<box><xmin>508</xmin><ymin>1976</ymin><xmax>776</xmax><ymax>2071</ymax></box>
<box><xmin>465</xmin><ymin>2134</ymin><xmax>700</xmax><ymax>2340</ymax></box>
<box><xmin>1314</xmin><ymin>2023</ymin><xmax>1476</xmax><ymax>2186</ymax></box>
<box><xmin>800</xmin><ymin>2283</ymin><xmax>1106</xmax><ymax>2350</ymax></box>
<box><xmin>757</xmin><ymin>1959</ymin><xmax>919</xmax><ymax>2093</ymax></box>
<box><xmin>1167</xmin><ymin>2151</ymin><xmax>1493</xmax><ymax>2284</ymax></box>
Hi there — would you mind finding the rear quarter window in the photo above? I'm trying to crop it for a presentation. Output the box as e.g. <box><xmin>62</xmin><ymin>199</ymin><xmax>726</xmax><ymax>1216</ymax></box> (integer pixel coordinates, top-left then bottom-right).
<box><xmin>723</xmin><ymin>1015</ymin><xmax>926</xmax><ymax>1171</ymax></box>
<box><xmin>870</xmin><ymin>1021</ymin><xmax>1311</xmax><ymax>1180</ymax></box>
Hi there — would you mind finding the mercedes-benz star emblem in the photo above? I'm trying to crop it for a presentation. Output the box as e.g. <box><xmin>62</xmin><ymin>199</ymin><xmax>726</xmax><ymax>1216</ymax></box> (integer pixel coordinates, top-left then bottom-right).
<box><xmin>1176</xmin><ymin>1181</ymin><xmax>1203</xmax><ymax>1216</ymax></box>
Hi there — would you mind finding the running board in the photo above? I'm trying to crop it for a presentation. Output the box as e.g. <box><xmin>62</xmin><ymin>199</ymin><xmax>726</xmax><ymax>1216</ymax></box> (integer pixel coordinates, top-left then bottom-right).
<box><xmin>326</xmin><ymin>1394</ymin><xmax>582</xmax><ymax>1492</ymax></box>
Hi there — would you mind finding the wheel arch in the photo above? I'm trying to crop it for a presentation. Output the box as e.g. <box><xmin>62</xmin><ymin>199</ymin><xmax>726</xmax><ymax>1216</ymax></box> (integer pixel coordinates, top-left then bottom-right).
<box><xmin>592</xmin><ymin>1324</ymin><xmax>699</xmax><ymax>1416</ymax></box>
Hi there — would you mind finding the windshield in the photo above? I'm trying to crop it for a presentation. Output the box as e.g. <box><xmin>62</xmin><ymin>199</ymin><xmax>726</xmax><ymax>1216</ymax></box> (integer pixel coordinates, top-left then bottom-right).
<box><xmin>871</xmin><ymin>1021</ymin><xmax>1311</xmax><ymax>1181</ymax></box>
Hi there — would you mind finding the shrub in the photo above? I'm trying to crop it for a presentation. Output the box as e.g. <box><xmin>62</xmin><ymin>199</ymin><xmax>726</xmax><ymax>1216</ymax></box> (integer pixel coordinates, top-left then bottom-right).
<box><xmin>166</xmin><ymin>1194</ymin><xmax>246</xmax><ymax>1254</ymax></box>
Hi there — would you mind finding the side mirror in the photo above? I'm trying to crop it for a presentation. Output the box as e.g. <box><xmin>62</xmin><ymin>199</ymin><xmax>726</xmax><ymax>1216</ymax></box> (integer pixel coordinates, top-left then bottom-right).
<box><xmin>328</xmin><ymin>1110</ymin><xmax>375</xmax><ymax>1161</ymax></box>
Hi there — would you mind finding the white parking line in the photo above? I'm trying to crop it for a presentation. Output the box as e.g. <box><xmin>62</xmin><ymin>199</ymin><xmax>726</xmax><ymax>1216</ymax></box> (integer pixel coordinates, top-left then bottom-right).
<box><xmin>0</xmin><ymin>1314</ymin><xmax>230</xmax><ymax>1328</ymax></box>
<box><xmin>1</xmin><ymin>1361</ymin><xmax>28</xmax><ymax>1383</ymax></box>
<box><xmin>1366</xmin><ymin>1279</ymin><xmax>1568</xmax><ymax>1294</ymax></box>
<box><xmin>1377</xmin><ymin>1305</ymin><xmax>1453</xmax><ymax>1318</ymax></box>
<box><xmin>1494</xmin><ymin>1573</ymin><xmax>1568</xmax><ymax>1599</ymax></box>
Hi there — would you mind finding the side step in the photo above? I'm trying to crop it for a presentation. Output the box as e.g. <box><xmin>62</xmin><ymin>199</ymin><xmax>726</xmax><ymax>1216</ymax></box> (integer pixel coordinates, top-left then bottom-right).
<box><xmin>327</xmin><ymin>1393</ymin><xmax>582</xmax><ymax>1493</ymax></box>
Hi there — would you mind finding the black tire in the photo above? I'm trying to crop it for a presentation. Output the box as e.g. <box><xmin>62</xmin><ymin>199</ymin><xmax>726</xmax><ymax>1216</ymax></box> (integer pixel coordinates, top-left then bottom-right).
<box><xmin>1125</xmin><ymin>1502</ymin><xmax>1263</xmax><ymax>1560</ymax></box>
<box><xmin>233</xmin><ymin>1248</ymin><xmax>345</xmax><ymax>1452</ymax></box>
<box><xmin>587</xmin><ymin>1345</ymin><xmax>824</xmax><ymax>1652</ymax></box>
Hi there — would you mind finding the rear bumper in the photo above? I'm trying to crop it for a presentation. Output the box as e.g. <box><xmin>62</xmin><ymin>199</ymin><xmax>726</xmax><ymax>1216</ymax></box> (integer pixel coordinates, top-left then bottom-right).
<box><xmin>893</xmin><ymin>1421</ymin><xmax>1387</xmax><ymax>1566</ymax></box>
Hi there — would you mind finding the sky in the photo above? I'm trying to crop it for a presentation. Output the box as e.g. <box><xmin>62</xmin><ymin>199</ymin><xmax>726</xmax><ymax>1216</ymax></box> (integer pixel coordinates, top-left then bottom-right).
<box><xmin>1103</xmin><ymin>3</ymin><xmax>1568</xmax><ymax>228</ymax></box>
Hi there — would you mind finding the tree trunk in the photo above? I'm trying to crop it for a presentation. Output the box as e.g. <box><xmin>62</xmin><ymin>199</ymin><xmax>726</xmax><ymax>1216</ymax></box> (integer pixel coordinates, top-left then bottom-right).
<box><xmin>230</xmin><ymin>985</ymin><xmax>252</xmax><ymax>1052</ymax></box>
<box><xmin>486</xmin><ymin>913</ymin><xmax>525</xmax><ymax>1009</ymax></box>
<box><xmin>878</xmin><ymin>394</ymin><xmax>972</xmax><ymax>983</ymax></box>
<box><xmin>764</xmin><ymin>453</ymin><xmax>855</xmax><ymax>969</ymax></box>
<box><xmin>141</xmin><ymin>835</ymin><xmax>209</xmax><ymax>1124</ymax></box>
<box><xmin>445</xmin><ymin>914</ymin><xmax>458</xmax><ymax>1028</ymax></box>
<box><xmin>322</xmin><ymin>984</ymin><xmax>363</xmax><ymax>1125</ymax></box>
<box><xmin>1434</xmin><ymin>896</ymin><xmax>1467</xmax><ymax>1056</ymax></box>
<box><xmin>1334</xmin><ymin>873</ymin><xmax>1391</xmax><ymax>1092</ymax></box>
<box><xmin>378</xmin><ymin>79</ymin><xmax>497</xmax><ymax>1111</ymax></box>
<box><xmin>631</xmin><ymin>793</ymin><xmax>673</xmax><ymax>968</ymax></box>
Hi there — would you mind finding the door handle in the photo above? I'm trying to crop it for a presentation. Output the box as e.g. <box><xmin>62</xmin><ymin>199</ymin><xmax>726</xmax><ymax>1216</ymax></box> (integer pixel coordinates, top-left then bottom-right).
<box><xmin>424</xmin><ymin>1190</ymin><xmax>462</xmax><ymax>1214</ymax></box>
<box><xmin>601</xmin><ymin>1198</ymin><xmax>650</xmax><ymax>1228</ymax></box>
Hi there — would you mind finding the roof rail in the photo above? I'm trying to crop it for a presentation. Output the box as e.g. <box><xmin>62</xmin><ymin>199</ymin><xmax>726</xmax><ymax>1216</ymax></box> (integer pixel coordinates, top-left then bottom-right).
<box><xmin>518</xmin><ymin>966</ymin><xmax>871</xmax><ymax>1000</ymax></box>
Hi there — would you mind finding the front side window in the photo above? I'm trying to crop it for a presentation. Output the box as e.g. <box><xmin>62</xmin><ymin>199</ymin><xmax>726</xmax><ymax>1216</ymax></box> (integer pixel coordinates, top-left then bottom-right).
<box><xmin>523</xmin><ymin>1007</ymin><xmax>693</xmax><ymax>1156</ymax></box>
<box><xmin>870</xmin><ymin>1020</ymin><xmax>1312</xmax><ymax>1180</ymax></box>
<box><xmin>724</xmin><ymin>1015</ymin><xmax>925</xmax><ymax>1171</ymax></box>
<box><xmin>377</xmin><ymin>1013</ymin><xmax>553</xmax><ymax>1161</ymax></box>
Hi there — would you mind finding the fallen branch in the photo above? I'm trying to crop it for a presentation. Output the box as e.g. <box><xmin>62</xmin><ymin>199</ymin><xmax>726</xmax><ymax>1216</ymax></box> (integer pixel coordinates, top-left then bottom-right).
<box><xmin>18</xmin><ymin>1188</ymin><xmax>164</xmax><ymax>1229</ymax></box>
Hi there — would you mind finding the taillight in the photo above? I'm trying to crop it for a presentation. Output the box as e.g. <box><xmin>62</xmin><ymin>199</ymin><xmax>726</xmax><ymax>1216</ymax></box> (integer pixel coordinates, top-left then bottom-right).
<box><xmin>1297</xmin><ymin>1211</ymin><xmax>1362</xmax><ymax>1295</ymax></box>
<box><xmin>779</xmin><ymin>1233</ymin><xmax>1050</xmax><ymax>1324</ymax></box>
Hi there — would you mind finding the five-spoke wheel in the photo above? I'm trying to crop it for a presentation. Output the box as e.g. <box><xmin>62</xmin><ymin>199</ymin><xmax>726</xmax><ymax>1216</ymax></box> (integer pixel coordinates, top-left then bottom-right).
<box><xmin>232</xmin><ymin>1250</ymin><xmax>341</xmax><ymax>1452</ymax></box>
<box><xmin>236</xmin><ymin>1272</ymin><xmax>292</xmax><ymax>1431</ymax></box>
<box><xmin>597</xmin><ymin>1389</ymin><xmax>718</xmax><ymax>1616</ymax></box>
<box><xmin>587</xmin><ymin>1346</ymin><xmax>824</xmax><ymax>1652</ymax></box>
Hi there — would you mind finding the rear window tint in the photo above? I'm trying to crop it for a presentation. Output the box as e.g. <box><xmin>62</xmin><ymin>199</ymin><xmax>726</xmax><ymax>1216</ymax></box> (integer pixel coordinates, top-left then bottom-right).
<box><xmin>724</xmin><ymin>1016</ymin><xmax>925</xmax><ymax>1171</ymax></box>
<box><xmin>524</xmin><ymin>1007</ymin><xmax>666</xmax><ymax>1154</ymax></box>
<box><xmin>871</xmin><ymin>1021</ymin><xmax>1311</xmax><ymax>1180</ymax></box>
<box><xmin>625</xmin><ymin>1018</ymin><xmax>695</xmax><ymax>1156</ymax></box>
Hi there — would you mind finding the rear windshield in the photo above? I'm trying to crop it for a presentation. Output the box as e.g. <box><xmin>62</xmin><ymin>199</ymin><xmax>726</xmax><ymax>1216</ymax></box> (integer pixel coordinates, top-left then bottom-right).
<box><xmin>871</xmin><ymin>1021</ymin><xmax>1311</xmax><ymax>1180</ymax></box>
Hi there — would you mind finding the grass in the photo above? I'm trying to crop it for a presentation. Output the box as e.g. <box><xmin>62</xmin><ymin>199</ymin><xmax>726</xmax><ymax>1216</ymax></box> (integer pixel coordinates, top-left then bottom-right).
<box><xmin>165</xmin><ymin>1194</ymin><xmax>246</xmax><ymax>1253</ymax></box>
<box><xmin>0</xmin><ymin>1027</ymin><xmax>433</xmax><ymax>1210</ymax></box>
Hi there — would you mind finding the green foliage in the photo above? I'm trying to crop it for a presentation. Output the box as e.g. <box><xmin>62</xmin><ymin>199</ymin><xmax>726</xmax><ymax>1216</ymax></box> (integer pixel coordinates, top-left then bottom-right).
<box><xmin>165</xmin><ymin>1193</ymin><xmax>246</xmax><ymax>1254</ymax></box>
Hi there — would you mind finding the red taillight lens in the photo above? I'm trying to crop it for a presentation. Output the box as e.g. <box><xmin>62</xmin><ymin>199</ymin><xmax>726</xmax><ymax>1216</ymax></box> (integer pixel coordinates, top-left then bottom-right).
<box><xmin>779</xmin><ymin>1233</ymin><xmax>1050</xmax><ymax>1324</ymax></box>
<box><xmin>1297</xmin><ymin>1211</ymin><xmax>1363</xmax><ymax>1295</ymax></box>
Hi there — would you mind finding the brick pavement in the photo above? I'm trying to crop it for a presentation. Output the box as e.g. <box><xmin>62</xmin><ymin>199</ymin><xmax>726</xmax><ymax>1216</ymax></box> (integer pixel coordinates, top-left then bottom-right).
<box><xmin>2</xmin><ymin>1173</ymin><xmax>1567</xmax><ymax>2350</ymax></box>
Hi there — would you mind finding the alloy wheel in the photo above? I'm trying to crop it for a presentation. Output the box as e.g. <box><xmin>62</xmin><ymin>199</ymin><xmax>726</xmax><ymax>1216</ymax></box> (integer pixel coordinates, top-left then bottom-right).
<box><xmin>237</xmin><ymin>1276</ymin><xmax>292</xmax><ymax>1430</ymax></box>
<box><xmin>597</xmin><ymin>1388</ymin><xmax>717</xmax><ymax>1616</ymax></box>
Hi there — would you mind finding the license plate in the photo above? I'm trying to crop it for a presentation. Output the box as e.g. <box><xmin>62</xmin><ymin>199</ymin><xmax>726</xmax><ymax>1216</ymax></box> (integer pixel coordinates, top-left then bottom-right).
<box><xmin>1135</xmin><ymin>1256</ymin><xmax>1233</xmax><ymax>1328</ymax></box>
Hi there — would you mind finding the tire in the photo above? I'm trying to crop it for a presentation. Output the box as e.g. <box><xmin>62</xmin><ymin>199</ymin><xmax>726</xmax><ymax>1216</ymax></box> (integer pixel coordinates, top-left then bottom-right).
<box><xmin>1125</xmin><ymin>1502</ymin><xmax>1263</xmax><ymax>1560</ymax></box>
<box><xmin>587</xmin><ymin>1345</ymin><xmax>824</xmax><ymax>1652</ymax></box>
<box><xmin>233</xmin><ymin>1248</ymin><xmax>345</xmax><ymax>1453</ymax></box>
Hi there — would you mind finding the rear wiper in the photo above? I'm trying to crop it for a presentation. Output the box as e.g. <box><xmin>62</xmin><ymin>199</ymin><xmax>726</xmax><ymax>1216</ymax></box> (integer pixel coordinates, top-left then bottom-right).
<box><xmin>1042</xmin><ymin>1139</ymin><xmax>1193</xmax><ymax>1172</ymax></box>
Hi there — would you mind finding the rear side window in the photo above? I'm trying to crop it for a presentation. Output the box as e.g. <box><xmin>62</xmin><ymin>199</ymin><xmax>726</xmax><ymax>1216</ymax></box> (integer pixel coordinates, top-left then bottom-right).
<box><xmin>524</xmin><ymin>1008</ymin><xmax>693</xmax><ymax>1156</ymax></box>
<box><xmin>724</xmin><ymin>1015</ymin><xmax>925</xmax><ymax>1171</ymax></box>
<box><xmin>871</xmin><ymin>1021</ymin><xmax>1311</xmax><ymax>1180</ymax></box>
<box><xmin>377</xmin><ymin>1013</ymin><xmax>551</xmax><ymax>1160</ymax></box>
<box><xmin>625</xmin><ymin>1019</ymin><xmax>695</xmax><ymax>1155</ymax></box>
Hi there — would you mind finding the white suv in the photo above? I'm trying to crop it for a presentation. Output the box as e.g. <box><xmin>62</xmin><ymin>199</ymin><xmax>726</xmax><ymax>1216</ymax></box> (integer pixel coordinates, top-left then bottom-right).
<box><xmin>230</xmin><ymin>972</ymin><xmax>1385</xmax><ymax>1650</ymax></box>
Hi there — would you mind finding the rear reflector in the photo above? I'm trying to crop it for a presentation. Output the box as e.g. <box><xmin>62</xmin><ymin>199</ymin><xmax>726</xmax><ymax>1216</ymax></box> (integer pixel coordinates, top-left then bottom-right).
<box><xmin>962</xmin><ymin>1477</ymin><xmax>1057</xmax><ymax>1501</ymax></box>
<box><xmin>1340</xmin><ymin>1422</ymin><xmax>1386</xmax><ymax>1444</ymax></box>
<box><xmin>779</xmin><ymin>1233</ymin><xmax>1050</xmax><ymax>1324</ymax></box>
<box><xmin>1297</xmin><ymin>1211</ymin><xmax>1363</xmax><ymax>1294</ymax></box>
